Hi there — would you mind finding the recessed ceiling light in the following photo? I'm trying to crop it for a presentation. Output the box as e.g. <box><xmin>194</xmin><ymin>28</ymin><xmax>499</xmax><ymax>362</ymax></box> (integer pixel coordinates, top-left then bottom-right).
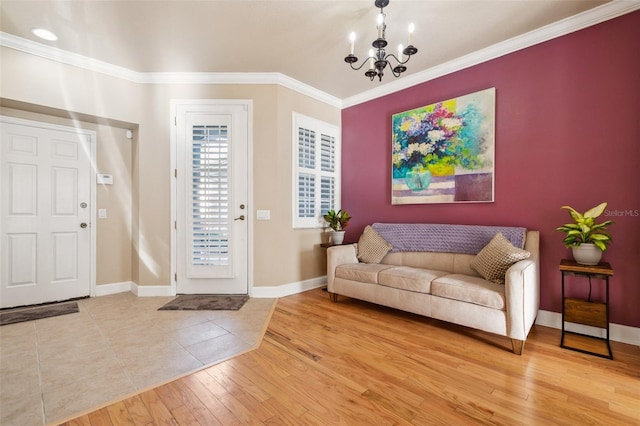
<box><xmin>32</xmin><ymin>28</ymin><xmax>58</xmax><ymax>41</ymax></box>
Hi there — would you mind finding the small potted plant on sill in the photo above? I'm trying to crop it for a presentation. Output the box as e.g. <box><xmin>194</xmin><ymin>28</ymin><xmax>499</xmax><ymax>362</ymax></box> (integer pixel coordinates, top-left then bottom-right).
<box><xmin>555</xmin><ymin>202</ymin><xmax>614</xmax><ymax>265</ymax></box>
<box><xmin>323</xmin><ymin>209</ymin><xmax>351</xmax><ymax>245</ymax></box>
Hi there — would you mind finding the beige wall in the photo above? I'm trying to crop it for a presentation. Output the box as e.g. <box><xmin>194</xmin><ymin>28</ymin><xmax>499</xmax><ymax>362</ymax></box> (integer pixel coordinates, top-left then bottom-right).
<box><xmin>270</xmin><ymin>85</ymin><xmax>340</xmax><ymax>285</ymax></box>
<box><xmin>1</xmin><ymin>46</ymin><xmax>341</xmax><ymax>290</ymax></box>
<box><xmin>95</xmin><ymin>125</ymin><xmax>133</xmax><ymax>285</ymax></box>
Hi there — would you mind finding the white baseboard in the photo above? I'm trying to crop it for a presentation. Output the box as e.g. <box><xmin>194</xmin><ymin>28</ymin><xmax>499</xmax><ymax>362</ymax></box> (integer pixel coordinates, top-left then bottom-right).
<box><xmin>94</xmin><ymin>276</ymin><xmax>328</xmax><ymax>299</ymax></box>
<box><xmin>131</xmin><ymin>283</ymin><xmax>175</xmax><ymax>297</ymax></box>
<box><xmin>251</xmin><ymin>276</ymin><xmax>327</xmax><ymax>298</ymax></box>
<box><xmin>94</xmin><ymin>281</ymin><xmax>133</xmax><ymax>297</ymax></box>
<box><xmin>536</xmin><ymin>310</ymin><xmax>639</xmax><ymax>346</ymax></box>
<box><xmin>94</xmin><ymin>281</ymin><xmax>175</xmax><ymax>297</ymax></box>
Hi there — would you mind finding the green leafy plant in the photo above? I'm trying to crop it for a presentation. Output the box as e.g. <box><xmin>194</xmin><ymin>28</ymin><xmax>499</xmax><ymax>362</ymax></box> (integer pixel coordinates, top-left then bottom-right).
<box><xmin>555</xmin><ymin>202</ymin><xmax>614</xmax><ymax>251</ymax></box>
<box><xmin>323</xmin><ymin>209</ymin><xmax>351</xmax><ymax>231</ymax></box>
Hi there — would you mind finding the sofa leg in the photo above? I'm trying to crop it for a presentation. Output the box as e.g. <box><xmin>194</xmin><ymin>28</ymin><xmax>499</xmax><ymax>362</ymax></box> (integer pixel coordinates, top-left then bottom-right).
<box><xmin>511</xmin><ymin>339</ymin><xmax>525</xmax><ymax>355</ymax></box>
<box><xmin>329</xmin><ymin>292</ymin><xmax>338</xmax><ymax>302</ymax></box>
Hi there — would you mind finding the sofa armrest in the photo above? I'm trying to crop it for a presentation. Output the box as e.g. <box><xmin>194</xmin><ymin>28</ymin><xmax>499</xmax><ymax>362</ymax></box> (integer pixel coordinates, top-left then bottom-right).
<box><xmin>327</xmin><ymin>244</ymin><xmax>359</xmax><ymax>291</ymax></box>
<box><xmin>504</xmin><ymin>230</ymin><xmax>540</xmax><ymax>341</ymax></box>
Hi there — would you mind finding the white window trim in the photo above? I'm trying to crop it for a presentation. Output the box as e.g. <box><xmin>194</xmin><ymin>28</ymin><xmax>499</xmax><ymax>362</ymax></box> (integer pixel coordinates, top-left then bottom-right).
<box><xmin>292</xmin><ymin>112</ymin><xmax>341</xmax><ymax>229</ymax></box>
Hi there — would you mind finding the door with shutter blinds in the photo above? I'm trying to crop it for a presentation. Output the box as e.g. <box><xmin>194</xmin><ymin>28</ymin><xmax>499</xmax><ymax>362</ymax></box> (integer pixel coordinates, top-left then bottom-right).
<box><xmin>175</xmin><ymin>102</ymin><xmax>249</xmax><ymax>294</ymax></box>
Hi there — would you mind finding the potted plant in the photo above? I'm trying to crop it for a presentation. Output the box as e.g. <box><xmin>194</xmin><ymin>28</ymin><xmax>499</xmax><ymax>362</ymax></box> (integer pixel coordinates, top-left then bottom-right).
<box><xmin>323</xmin><ymin>209</ymin><xmax>351</xmax><ymax>244</ymax></box>
<box><xmin>555</xmin><ymin>202</ymin><xmax>614</xmax><ymax>265</ymax></box>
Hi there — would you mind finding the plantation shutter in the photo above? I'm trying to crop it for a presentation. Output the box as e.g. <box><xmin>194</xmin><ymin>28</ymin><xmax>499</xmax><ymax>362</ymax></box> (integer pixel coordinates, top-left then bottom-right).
<box><xmin>297</xmin><ymin>127</ymin><xmax>316</xmax><ymax>219</ymax></box>
<box><xmin>320</xmin><ymin>133</ymin><xmax>336</xmax><ymax>214</ymax></box>
<box><xmin>293</xmin><ymin>113</ymin><xmax>340</xmax><ymax>228</ymax></box>
<box><xmin>188</xmin><ymin>120</ymin><xmax>234</xmax><ymax>278</ymax></box>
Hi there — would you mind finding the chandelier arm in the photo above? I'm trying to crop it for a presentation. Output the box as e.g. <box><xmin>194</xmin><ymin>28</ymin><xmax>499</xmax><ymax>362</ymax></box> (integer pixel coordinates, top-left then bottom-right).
<box><xmin>348</xmin><ymin>59</ymin><xmax>375</xmax><ymax>72</ymax></box>
<box><xmin>385</xmin><ymin>53</ymin><xmax>412</xmax><ymax>66</ymax></box>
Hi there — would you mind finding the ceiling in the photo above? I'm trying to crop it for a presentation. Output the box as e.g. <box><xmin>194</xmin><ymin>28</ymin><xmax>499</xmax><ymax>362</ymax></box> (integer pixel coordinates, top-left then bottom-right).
<box><xmin>0</xmin><ymin>0</ymin><xmax>615</xmax><ymax>101</ymax></box>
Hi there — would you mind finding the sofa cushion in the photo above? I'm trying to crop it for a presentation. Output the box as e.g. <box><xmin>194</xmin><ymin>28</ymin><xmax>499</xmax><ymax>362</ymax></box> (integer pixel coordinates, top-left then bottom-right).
<box><xmin>394</xmin><ymin>251</ymin><xmax>455</xmax><ymax>272</ymax></box>
<box><xmin>335</xmin><ymin>263</ymin><xmax>394</xmax><ymax>284</ymax></box>
<box><xmin>431</xmin><ymin>274</ymin><xmax>506</xmax><ymax>310</ymax></box>
<box><xmin>471</xmin><ymin>233</ymin><xmax>530</xmax><ymax>284</ymax></box>
<box><xmin>452</xmin><ymin>253</ymin><xmax>482</xmax><ymax>277</ymax></box>
<box><xmin>378</xmin><ymin>266</ymin><xmax>448</xmax><ymax>293</ymax></box>
<box><xmin>357</xmin><ymin>225</ymin><xmax>393</xmax><ymax>264</ymax></box>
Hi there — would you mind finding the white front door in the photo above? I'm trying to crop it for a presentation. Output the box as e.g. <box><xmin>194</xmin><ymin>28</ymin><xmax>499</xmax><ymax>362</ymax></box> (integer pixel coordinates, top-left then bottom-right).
<box><xmin>174</xmin><ymin>102</ymin><xmax>249</xmax><ymax>294</ymax></box>
<box><xmin>1</xmin><ymin>117</ymin><xmax>94</xmax><ymax>308</ymax></box>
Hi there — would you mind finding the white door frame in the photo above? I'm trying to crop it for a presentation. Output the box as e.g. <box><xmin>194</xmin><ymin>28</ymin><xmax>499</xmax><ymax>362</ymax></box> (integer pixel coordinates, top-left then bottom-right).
<box><xmin>169</xmin><ymin>99</ymin><xmax>253</xmax><ymax>296</ymax></box>
<box><xmin>0</xmin><ymin>115</ymin><xmax>97</xmax><ymax>301</ymax></box>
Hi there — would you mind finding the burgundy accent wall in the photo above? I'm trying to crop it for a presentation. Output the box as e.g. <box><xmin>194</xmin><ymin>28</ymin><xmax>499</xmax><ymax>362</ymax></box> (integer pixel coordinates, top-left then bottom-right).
<box><xmin>341</xmin><ymin>11</ymin><xmax>640</xmax><ymax>328</ymax></box>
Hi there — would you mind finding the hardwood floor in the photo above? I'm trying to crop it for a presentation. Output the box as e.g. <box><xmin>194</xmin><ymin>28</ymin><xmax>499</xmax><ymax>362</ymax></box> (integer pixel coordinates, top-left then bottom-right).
<box><xmin>59</xmin><ymin>288</ymin><xmax>640</xmax><ymax>425</ymax></box>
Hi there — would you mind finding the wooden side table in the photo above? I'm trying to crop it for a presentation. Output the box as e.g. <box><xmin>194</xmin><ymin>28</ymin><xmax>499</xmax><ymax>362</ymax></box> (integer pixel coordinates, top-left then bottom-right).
<box><xmin>559</xmin><ymin>259</ymin><xmax>613</xmax><ymax>359</ymax></box>
<box><xmin>320</xmin><ymin>242</ymin><xmax>341</xmax><ymax>291</ymax></box>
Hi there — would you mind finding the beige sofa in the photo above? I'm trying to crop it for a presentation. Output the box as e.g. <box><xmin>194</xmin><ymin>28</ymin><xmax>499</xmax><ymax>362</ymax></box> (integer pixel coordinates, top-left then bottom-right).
<box><xmin>327</xmin><ymin>226</ymin><xmax>540</xmax><ymax>354</ymax></box>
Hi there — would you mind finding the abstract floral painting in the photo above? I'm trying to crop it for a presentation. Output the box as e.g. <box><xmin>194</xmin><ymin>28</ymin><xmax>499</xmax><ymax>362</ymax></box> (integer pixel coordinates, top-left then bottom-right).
<box><xmin>392</xmin><ymin>87</ymin><xmax>495</xmax><ymax>204</ymax></box>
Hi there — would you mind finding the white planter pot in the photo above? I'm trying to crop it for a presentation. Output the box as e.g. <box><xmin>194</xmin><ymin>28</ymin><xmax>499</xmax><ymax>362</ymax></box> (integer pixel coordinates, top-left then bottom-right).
<box><xmin>331</xmin><ymin>231</ymin><xmax>345</xmax><ymax>245</ymax></box>
<box><xmin>572</xmin><ymin>243</ymin><xmax>603</xmax><ymax>265</ymax></box>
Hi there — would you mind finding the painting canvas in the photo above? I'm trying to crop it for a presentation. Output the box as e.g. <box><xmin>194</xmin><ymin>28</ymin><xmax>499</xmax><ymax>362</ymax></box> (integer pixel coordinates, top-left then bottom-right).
<box><xmin>392</xmin><ymin>87</ymin><xmax>495</xmax><ymax>204</ymax></box>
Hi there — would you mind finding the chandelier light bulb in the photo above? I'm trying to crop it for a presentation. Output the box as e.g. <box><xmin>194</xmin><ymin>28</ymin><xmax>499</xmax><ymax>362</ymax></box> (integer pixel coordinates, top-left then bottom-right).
<box><xmin>349</xmin><ymin>32</ymin><xmax>356</xmax><ymax>55</ymax></box>
<box><xmin>408</xmin><ymin>22</ymin><xmax>415</xmax><ymax>45</ymax></box>
<box><xmin>377</xmin><ymin>13</ymin><xmax>384</xmax><ymax>38</ymax></box>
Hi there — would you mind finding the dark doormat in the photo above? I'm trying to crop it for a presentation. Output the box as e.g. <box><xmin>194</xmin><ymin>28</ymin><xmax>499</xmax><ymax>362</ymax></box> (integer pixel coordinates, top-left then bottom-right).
<box><xmin>0</xmin><ymin>302</ymin><xmax>79</xmax><ymax>326</ymax></box>
<box><xmin>158</xmin><ymin>295</ymin><xmax>249</xmax><ymax>311</ymax></box>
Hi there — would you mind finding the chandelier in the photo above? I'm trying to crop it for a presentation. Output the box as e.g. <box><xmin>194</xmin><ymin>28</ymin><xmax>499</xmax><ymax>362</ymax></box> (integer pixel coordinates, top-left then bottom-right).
<box><xmin>344</xmin><ymin>0</ymin><xmax>418</xmax><ymax>81</ymax></box>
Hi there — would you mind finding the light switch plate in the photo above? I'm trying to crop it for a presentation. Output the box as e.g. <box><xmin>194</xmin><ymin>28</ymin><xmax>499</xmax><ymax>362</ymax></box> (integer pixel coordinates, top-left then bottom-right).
<box><xmin>97</xmin><ymin>174</ymin><xmax>113</xmax><ymax>185</ymax></box>
<box><xmin>256</xmin><ymin>210</ymin><xmax>270</xmax><ymax>220</ymax></box>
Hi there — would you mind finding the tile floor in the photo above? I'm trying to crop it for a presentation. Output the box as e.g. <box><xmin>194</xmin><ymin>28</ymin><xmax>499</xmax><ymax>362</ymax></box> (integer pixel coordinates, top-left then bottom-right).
<box><xmin>0</xmin><ymin>292</ymin><xmax>276</xmax><ymax>425</ymax></box>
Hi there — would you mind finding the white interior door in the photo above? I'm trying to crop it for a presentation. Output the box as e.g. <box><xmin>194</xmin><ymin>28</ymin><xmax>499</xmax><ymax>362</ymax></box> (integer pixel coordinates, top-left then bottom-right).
<box><xmin>175</xmin><ymin>102</ymin><xmax>249</xmax><ymax>294</ymax></box>
<box><xmin>1</xmin><ymin>117</ymin><xmax>94</xmax><ymax>308</ymax></box>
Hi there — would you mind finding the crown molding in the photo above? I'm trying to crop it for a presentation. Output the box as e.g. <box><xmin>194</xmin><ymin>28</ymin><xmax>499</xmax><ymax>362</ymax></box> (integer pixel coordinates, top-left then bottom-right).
<box><xmin>1</xmin><ymin>0</ymin><xmax>638</xmax><ymax>110</ymax></box>
<box><xmin>341</xmin><ymin>0</ymin><xmax>640</xmax><ymax>108</ymax></box>
<box><xmin>138</xmin><ymin>71</ymin><xmax>342</xmax><ymax>107</ymax></box>
<box><xmin>0</xmin><ymin>31</ymin><xmax>141</xmax><ymax>82</ymax></box>
<box><xmin>0</xmin><ymin>31</ymin><xmax>342</xmax><ymax>109</ymax></box>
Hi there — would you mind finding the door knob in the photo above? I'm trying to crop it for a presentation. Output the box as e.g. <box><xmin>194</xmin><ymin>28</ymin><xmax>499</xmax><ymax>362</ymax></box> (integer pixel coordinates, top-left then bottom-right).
<box><xmin>80</xmin><ymin>223</ymin><xmax>88</xmax><ymax>228</ymax></box>
<box><xmin>234</xmin><ymin>215</ymin><xmax>245</xmax><ymax>221</ymax></box>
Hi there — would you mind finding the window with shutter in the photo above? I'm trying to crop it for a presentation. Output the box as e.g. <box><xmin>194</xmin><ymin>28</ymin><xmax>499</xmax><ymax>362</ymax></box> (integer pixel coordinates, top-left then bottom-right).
<box><xmin>292</xmin><ymin>113</ymin><xmax>340</xmax><ymax>228</ymax></box>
